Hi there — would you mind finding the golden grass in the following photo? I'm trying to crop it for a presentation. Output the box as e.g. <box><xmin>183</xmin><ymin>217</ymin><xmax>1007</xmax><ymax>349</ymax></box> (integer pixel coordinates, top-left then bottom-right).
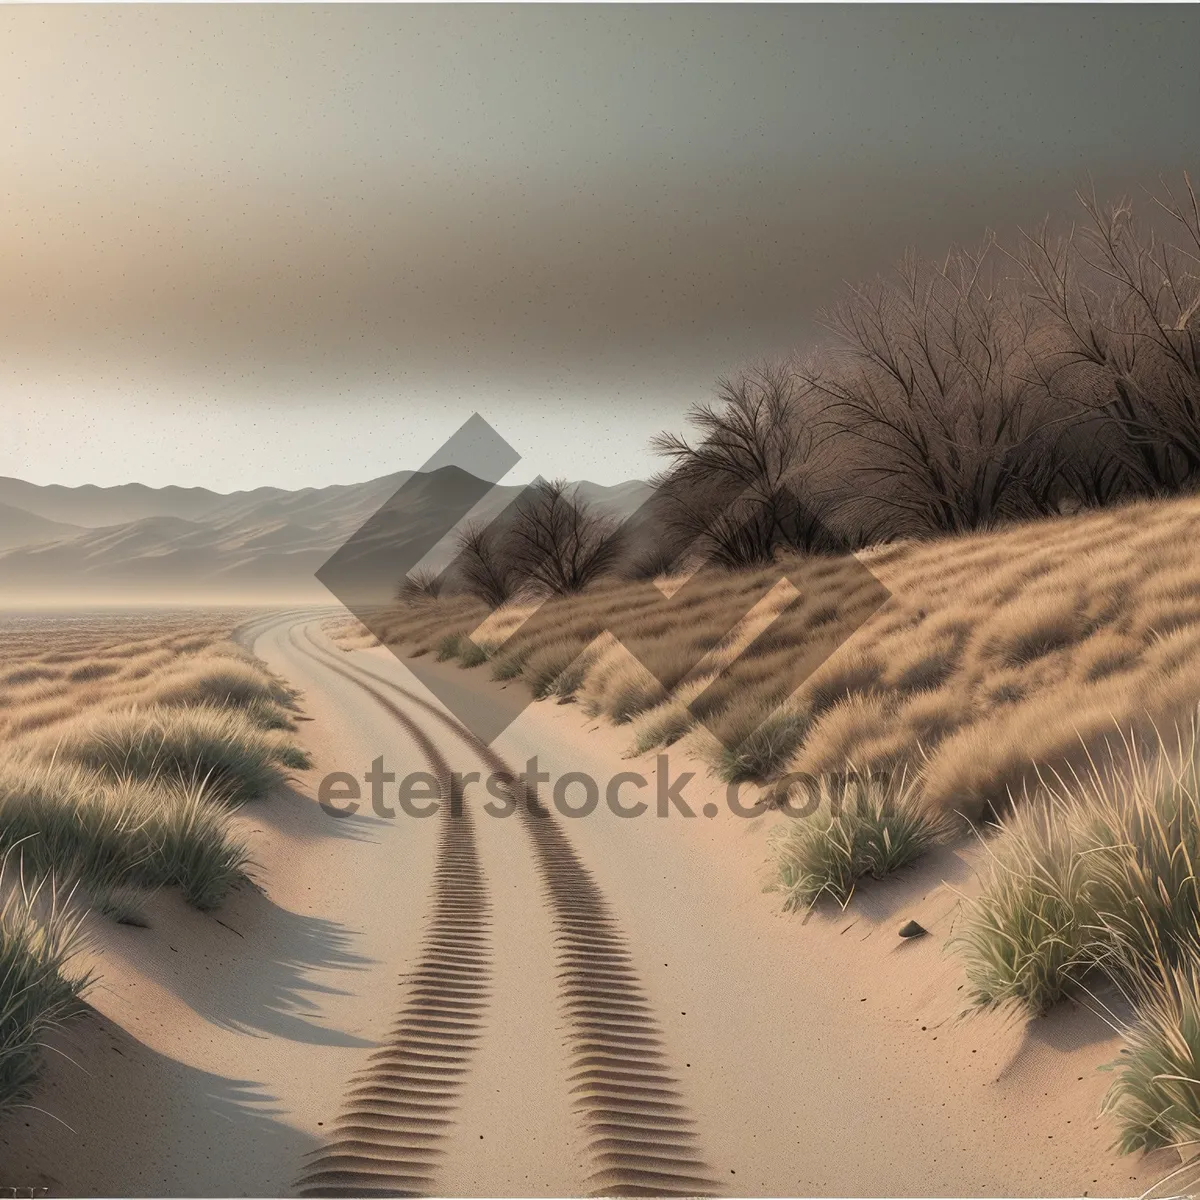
<box><xmin>0</xmin><ymin>610</ymin><xmax>257</xmax><ymax>740</ymax></box>
<box><xmin>335</xmin><ymin>493</ymin><xmax>1200</xmax><ymax>823</ymax></box>
<box><xmin>0</xmin><ymin>758</ymin><xmax>253</xmax><ymax>911</ymax></box>
<box><xmin>332</xmin><ymin>495</ymin><xmax>1200</xmax><ymax>1155</ymax></box>
<box><xmin>0</xmin><ymin>609</ymin><xmax>305</xmax><ymax>1114</ymax></box>
<box><xmin>950</xmin><ymin>720</ymin><xmax>1200</xmax><ymax>1156</ymax></box>
<box><xmin>0</xmin><ymin>863</ymin><xmax>90</xmax><ymax>1113</ymax></box>
<box><xmin>772</xmin><ymin>770</ymin><xmax>953</xmax><ymax>910</ymax></box>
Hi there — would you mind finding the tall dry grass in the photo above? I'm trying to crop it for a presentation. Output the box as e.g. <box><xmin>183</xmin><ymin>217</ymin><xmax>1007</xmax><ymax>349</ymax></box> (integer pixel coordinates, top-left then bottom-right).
<box><xmin>335</xmin><ymin>496</ymin><xmax>1200</xmax><ymax>1156</ymax></box>
<box><xmin>0</xmin><ymin>758</ymin><xmax>252</xmax><ymax>911</ymax></box>
<box><xmin>1103</xmin><ymin>962</ymin><xmax>1200</xmax><ymax>1157</ymax></box>
<box><xmin>338</xmin><ymin>492</ymin><xmax>1200</xmax><ymax>825</ymax></box>
<box><xmin>0</xmin><ymin>610</ymin><xmax>308</xmax><ymax>1114</ymax></box>
<box><xmin>952</xmin><ymin>721</ymin><xmax>1200</xmax><ymax>1155</ymax></box>
<box><xmin>0</xmin><ymin>860</ymin><xmax>90</xmax><ymax>1114</ymax></box>
<box><xmin>772</xmin><ymin>770</ymin><xmax>952</xmax><ymax>910</ymax></box>
<box><xmin>49</xmin><ymin>705</ymin><xmax>309</xmax><ymax>804</ymax></box>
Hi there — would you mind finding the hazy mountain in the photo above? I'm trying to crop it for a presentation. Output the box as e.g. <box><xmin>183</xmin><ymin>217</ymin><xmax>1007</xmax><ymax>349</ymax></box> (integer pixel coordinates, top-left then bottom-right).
<box><xmin>0</xmin><ymin>470</ymin><xmax>653</xmax><ymax>604</ymax></box>
<box><xmin>0</xmin><ymin>476</ymin><xmax>237</xmax><ymax>527</ymax></box>
<box><xmin>0</xmin><ymin>502</ymin><xmax>84</xmax><ymax>552</ymax></box>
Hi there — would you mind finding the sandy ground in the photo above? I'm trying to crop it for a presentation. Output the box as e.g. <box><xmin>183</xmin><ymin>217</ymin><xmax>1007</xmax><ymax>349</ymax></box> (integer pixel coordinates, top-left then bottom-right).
<box><xmin>0</xmin><ymin>610</ymin><xmax>1184</xmax><ymax>1196</ymax></box>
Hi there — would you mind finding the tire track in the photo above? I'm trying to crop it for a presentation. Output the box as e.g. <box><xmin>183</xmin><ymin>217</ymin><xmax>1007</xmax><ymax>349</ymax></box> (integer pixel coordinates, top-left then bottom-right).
<box><xmin>288</xmin><ymin>629</ymin><xmax>491</xmax><ymax>1198</ymax></box>
<box><xmin>298</xmin><ymin>626</ymin><xmax>720</xmax><ymax>1198</ymax></box>
<box><xmin>231</xmin><ymin>606</ymin><xmax>342</xmax><ymax>653</ymax></box>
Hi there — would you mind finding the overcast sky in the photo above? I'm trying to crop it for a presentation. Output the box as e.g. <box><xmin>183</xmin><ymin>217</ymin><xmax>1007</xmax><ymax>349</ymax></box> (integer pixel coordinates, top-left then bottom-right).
<box><xmin>2</xmin><ymin>4</ymin><xmax>1199</xmax><ymax>492</ymax></box>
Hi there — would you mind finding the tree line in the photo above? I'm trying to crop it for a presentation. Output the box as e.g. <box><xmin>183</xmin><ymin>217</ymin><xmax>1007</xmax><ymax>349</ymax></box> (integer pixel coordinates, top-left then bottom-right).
<box><xmin>411</xmin><ymin>173</ymin><xmax>1200</xmax><ymax>605</ymax></box>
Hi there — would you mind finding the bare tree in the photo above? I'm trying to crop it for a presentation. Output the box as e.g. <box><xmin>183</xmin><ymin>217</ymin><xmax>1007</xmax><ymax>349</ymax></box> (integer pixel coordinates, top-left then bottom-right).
<box><xmin>505</xmin><ymin>479</ymin><xmax>626</xmax><ymax>595</ymax></box>
<box><xmin>1014</xmin><ymin>175</ymin><xmax>1200</xmax><ymax>497</ymax></box>
<box><xmin>396</xmin><ymin>566</ymin><xmax>445</xmax><ymax>605</ymax></box>
<box><xmin>451</xmin><ymin>520</ymin><xmax>521</xmax><ymax>607</ymax></box>
<box><xmin>800</xmin><ymin>238</ymin><xmax>1067</xmax><ymax>536</ymax></box>
<box><xmin>652</xmin><ymin>362</ymin><xmax>837</xmax><ymax>568</ymax></box>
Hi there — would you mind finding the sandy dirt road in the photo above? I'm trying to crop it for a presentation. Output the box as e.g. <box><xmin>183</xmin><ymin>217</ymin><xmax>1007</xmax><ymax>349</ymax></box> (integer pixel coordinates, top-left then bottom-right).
<box><xmin>252</xmin><ymin>613</ymin><xmax>1171</xmax><ymax>1198</ymax></box>
<box><xmin>0</xmin><ymin>610</ymin><xmax>1176</xmax><ymax>1197</ymax></box>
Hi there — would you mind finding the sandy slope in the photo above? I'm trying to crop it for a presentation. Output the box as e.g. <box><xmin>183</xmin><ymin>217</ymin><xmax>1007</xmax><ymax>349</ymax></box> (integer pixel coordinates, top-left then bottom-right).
<box><xmin>0</xmin><ymin>611</ymin><xmax>1181</xmax><ymax>1196</ymax></box>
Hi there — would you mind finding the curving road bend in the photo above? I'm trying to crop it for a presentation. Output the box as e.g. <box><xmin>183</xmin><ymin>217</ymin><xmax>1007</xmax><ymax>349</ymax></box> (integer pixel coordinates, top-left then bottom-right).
<box><xmin>250</xmin><ymin>613</ymin><xmax>718</xmax><ymax>1198</ymax></box>
<box><xmin>237</xmin><ymin>611</ymin><xmax>1162</xmax><ymax>1200</ymax></box>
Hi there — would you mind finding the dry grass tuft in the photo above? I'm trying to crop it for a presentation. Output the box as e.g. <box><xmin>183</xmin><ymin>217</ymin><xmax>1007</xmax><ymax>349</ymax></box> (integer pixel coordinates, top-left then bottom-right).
<box><xmin>0</xmin><ymin>609</ymin><xmax>310</xmax><ymax>1113</ymax></box>
<box><xmin>629</xmin><ymin>680</ymin><xmax>707</xmax><ymax>754</ymax></box>
<box><xmin>148</xmin><ymin>653</ymin><xmax>298</xmax><ymax>715</ymax></box>
<box><xmin>948</xmin><ymin>719</ymin><xmax>1200</xmax><ymax>1155</ymax></box>
<box><xmin>456</xmin><ymin>639</ymin><xmax>493</xmax><ymax>669</ymax></box>
<box><xmin>435</xmin><ymin>631</ymin><xmax>466</xmax><ymax>662</ymax></box>
<box><xmin>954</xmin><ymin>723</ymin><xmax>1200</xmax><ymax>1015</ymax></box>
<box><xmin>714</xmin><ymin>702</ymin><xmax>810</xmax><ymax>783</ymax></box>
<box><xmin>772</xmin><ymin>771</ymin><xmax>952</xmax><ymax>910</ymax></box>
<box><xmin>1102</xmin><ymin>963</ymin><xmax>1200</xmax><ymax>1156</ymax></box>
<box><xmin>0</xmin><ymin>756</ymin><xmax>252</xmax><ymax>910</ymax></box>
<box><xmin>0</xmin><ymin>861</ymin><xmax>91</xmax><ymax>1115</ymax></box>
<box><xmin>523</xmin><ymin>638</ymin><xmax>592</xmax><ymax>700</ymax></box>
<box><xmin>48</xmin><ymin>704</ymin><xmax>309</xmax><ymax>804</ymax></box>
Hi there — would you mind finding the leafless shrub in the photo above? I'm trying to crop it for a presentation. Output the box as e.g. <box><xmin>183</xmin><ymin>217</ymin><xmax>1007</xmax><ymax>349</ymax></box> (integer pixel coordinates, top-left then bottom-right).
<box><xmin>504</xmin><ymin>479</ymin><xmax>626</xmax><ymax>596</ymax></box>
<box><xmin>800</xmin><ymin>238</ymin><xmax>1070</xmax><ymax>537</ymax></box>
<box><xmin>396</xmin><ymin>567</ymin><xmax>445</xmax><ymax>605</ymax></box>
<box><xmin>652</xmin><ymin>362</ymin><xmax>840</xmax><ymax>568</ymax></box>
<box><xmin>431</xmin><ymin>173</ymin><xmax>1200</xmax><ymax>599</ymax></box>
<box><xmin>1014</xmin><ymin>174</ymin><xmax>1200</xmax><ymax>499</ymax></box>
<box><xmin>451</xmin><ymin>520</ymin><xmax>521</xmax><ymax>607</ymax></box>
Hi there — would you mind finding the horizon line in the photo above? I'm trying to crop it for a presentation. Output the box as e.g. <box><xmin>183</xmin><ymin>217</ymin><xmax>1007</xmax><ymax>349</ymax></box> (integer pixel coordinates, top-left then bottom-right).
<box><xmin>0</xmin><ymin>465</ymin><xmax>654</xmax><ymax>500</ymax></box>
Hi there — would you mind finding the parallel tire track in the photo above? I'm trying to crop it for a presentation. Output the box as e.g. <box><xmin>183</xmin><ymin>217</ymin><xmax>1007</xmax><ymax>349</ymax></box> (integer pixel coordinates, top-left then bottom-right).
<box><xmin>299</xmin><ymin>626</ymin><xmax>720</xmax><ymax>1197</ymax></box>
<box><xmin>289</xmin><ymin>631</ymin><xmax>491</xmax><ymax>1198</ymax></box>
<box><xmin>231</xmin><ymin>607</ymin><xmax>342</xmax><ymax>654</ymax></box>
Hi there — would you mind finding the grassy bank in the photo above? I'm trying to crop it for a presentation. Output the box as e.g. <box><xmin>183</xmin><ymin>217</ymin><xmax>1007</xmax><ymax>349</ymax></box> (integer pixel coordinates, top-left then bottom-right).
<box><xmin>333</xmin><ymin>492</ymin><xmax>1200</xmax><ymax>1159</ymax></box>
<box><xmin>0</xmin><ymin>610</ymin><xmax>310</xmax><ymax>1116</ymax></box>
<box><xmin>336</xmin><ymin>492</ymin><xmax>1200</xmax><ymax>818</ymax></box>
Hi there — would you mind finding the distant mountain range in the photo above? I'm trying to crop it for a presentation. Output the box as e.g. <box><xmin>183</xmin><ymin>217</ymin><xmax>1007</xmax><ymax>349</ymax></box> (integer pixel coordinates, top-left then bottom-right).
<box><xmin>0</xmin><ymin>501</ymin><xmax>83</xmax><ymax>552</ymax></box>
<box><xmin>0</xmin><ymin>471</ymin><xmax>652</xmax><ymax>604</ymax></box>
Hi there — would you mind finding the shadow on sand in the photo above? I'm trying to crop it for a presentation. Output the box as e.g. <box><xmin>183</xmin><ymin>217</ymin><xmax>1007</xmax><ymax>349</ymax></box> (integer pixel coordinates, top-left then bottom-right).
<box><xmin>243</xmin><ymin>782</ymin><xmax>387</xmax><ymax>847</ymax></box>
<box><xmin>799</xmin><ymin>842</ymin><xmax>978</xmax><ymax>936</ymax></box>
<box><xmin>0</xmin><ymin>1009</ymin><xmax>323</xmax><ymax>1197</ymax></box>
<box><xmin>92</xmin><ymin>879</ymin><xmax>378</xmax><ymax>1048</ymax></box>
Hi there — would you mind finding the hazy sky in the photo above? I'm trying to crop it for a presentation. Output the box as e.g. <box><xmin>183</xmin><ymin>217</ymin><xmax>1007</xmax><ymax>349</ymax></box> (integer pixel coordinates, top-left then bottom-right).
<box><xmin>2</xmin><ymin>4</ymin><xmax>1199</xmax><ymax>492</ymax></box>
